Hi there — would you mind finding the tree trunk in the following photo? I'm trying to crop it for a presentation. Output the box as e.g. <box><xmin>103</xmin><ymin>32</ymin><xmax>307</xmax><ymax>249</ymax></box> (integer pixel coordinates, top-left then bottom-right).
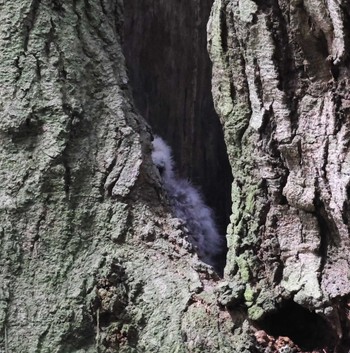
<box><xmin>1</xmin><ymin>0</ymin><xmax>350</xmax><ymax>352</ymax></box>
<box><xmin>0</xmin><ymin>1</ymin><xmax>234</xmax><ymax>352</ymax></box>
<box><xmin>208</xmin><ymin>0</ymin><xmax>350</xmax><ymax>351</ymax></box>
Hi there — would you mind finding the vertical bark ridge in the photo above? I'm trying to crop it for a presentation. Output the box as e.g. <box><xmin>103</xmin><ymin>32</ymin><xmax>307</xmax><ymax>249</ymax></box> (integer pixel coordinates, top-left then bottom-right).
<box><xmin>209</xmin><ymin>0</ymin><xmax>350</xmax><ymax>350</ymax></box>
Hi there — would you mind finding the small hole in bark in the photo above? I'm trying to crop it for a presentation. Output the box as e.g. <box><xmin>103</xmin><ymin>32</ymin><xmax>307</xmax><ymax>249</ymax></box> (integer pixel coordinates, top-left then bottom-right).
<box><xmin>330</xmin><ymin>64</ymin><xmax>340</xmax><ymax>80</ymax></box>
<box><xmin>256</xmin><ymin>300</ymin><xmax>336</xmax><ymax>351</ymax></box>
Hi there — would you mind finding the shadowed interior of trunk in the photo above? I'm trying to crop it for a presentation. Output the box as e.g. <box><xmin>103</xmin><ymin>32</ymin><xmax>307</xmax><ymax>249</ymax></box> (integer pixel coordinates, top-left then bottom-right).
<box><xmin>122</xmin><ymin>0</ymin><xmax>233</xmax><ymax>273</ymax></box>
<box><xmin>256</xmin><ymin>300</ymin><xmax>337</xmax><ymax>351</ymax></box>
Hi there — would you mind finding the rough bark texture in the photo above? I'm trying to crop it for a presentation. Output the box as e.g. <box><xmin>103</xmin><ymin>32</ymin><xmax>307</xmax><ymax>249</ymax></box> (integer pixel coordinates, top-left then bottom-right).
<box><xmin>208</xmin><ymin>0</ymin><xmax>350</xmax><ymax>350</ymax></box>
<box><xmin>2</xmin><ymin>0</ymin><xmax>350</xmax><ymax>352</ymax></box>
<box><xmin>0</xmin><ymin>1</ymin><xmax>235</xmax><ymax>352</ymax></box>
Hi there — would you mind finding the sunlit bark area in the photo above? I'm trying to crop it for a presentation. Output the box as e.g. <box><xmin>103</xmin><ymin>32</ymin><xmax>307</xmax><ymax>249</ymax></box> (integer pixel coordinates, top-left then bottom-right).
<box><xmin>0</xmin><ymin>1</ymin><xmax>235</xmax><ymax>352</ymax></box>
<box><xmin>209</xmin><ymin>0</ymin><xmax>350</xmax><ymax>350</ymax></box>
<box><xmin>1</xmin><ymin>0</ymin><xmax>350</xmax><ymax>352</ymax></box>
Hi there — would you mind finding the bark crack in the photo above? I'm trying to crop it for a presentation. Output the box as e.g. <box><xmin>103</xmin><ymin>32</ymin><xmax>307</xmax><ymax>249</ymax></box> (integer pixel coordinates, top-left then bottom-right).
<box><xmin>220</xmin><ymin>5</ymin><xmax>228</xmax><ymax>53</ymax></box>
<box><xmin>23</xmin><ymin>0</ymin><xmax>41</xmax><ymax>52</ymax></box>
<box><xmin>62</xmin><ymin>154</ymin><xmax>71</xmax><ymax>197</ymax></box>
<box><xmin>321</xmin><ymin>136</ymin><xmax>330</xmax><ymax>183</ymax></box>
<box><xmin>314</xmin><ymin>178</ymin><xmax>341</xmax><ymax>282</ymax></box>
<box><xmin>44</xmin><ymin>19</ymin><xmax>56</xmax><ymax>57</ymax></box>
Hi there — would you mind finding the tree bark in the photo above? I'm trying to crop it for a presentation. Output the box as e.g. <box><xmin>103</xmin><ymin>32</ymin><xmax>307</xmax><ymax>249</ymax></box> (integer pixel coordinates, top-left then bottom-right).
<box><xmin>0</xmin><ymin>1</ymin><xmax>235</xmax><ymax>352</ymax></box>
<box><xmin>1</xmin><ymin>0</ymin><xmax>350</xmax><ymax>352</ymax></box>
<box><xmin>208</xmin><ymin>0</ymin><xmax>350</xmax><ymax>351</ymax></box>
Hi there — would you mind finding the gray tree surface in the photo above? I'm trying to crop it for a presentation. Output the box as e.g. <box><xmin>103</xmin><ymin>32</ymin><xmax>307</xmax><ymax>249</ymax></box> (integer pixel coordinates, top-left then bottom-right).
<box><xmin>0</xmin><ymin>0</ymin><xmax>350</xmax><ymax>352</ymax></box>
<box><xmin>209</xmin><ymin>0</ymin><xmax>350</xmax><ymax>351</ymax></box>
<box><xmin>0</xmin><ymin>1</ymin><xmax>235</xmax><ymax>352</ymax></box>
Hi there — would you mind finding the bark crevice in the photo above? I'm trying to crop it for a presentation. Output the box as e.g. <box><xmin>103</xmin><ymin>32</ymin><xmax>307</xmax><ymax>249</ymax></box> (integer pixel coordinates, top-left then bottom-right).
<box><xmin>122</xmin><ymin>0</ymin><xmax>233</xmax><ymax>271</ymax></box>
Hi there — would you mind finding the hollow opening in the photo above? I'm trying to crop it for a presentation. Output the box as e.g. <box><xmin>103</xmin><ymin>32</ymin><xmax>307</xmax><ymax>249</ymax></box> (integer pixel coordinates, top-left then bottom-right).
<box><xmin>256</xmin><ymin>300</ymin><xmax>336</xmax><ymax>351</ymax></box>
<box><xmin>122</xmin><ymin>0</ymin><xmax>232</xmax><ymax>273</ymax></box>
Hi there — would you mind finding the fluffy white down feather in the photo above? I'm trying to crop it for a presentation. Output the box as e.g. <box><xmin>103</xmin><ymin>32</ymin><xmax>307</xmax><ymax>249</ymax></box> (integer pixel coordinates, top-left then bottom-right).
<box><xmin>152</xmin><ymin>136</ymin><xmax>223</xmax><ymax>269</ymax></box>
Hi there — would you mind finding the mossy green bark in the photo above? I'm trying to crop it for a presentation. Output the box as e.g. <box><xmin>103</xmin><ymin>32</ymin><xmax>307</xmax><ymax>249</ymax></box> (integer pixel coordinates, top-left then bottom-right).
<box><xmin>208</xmin><ymin>0</ymin><xmax>268</xmax><ymax>315</ymax></box>
<box><xmin>0</xmin><ymin>1</ymin><xmax>249</xmax><ymax>352</ymax></box>
<box><xmin>209</xmin><ymin>0</ymin><xmax>350</xmax><ymax>349</ymax></box>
